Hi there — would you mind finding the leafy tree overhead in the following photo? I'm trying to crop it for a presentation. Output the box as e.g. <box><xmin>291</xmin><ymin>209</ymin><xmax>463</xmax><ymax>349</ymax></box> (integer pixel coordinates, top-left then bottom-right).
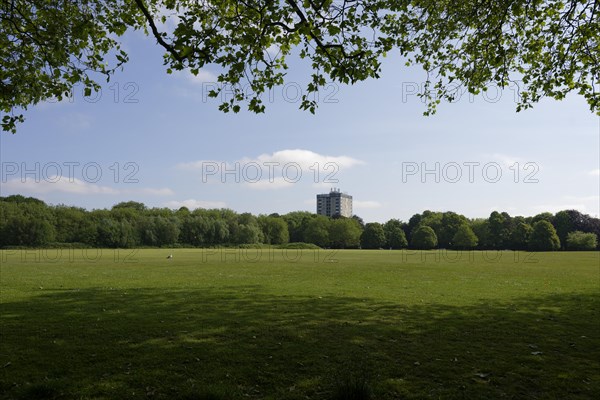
<box><xmin>0</xmin><ymin>0</ymin><xmax>139</xmax><ymax>132</ymax></box>
<box><xmin>3</xmin><ymin>0</ymin><xmax>598</xmax><ymax>132</ymax></box>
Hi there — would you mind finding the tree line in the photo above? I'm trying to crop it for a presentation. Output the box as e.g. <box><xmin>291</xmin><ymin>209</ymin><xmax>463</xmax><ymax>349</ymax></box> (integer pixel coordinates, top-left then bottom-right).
<box><xmin>0</xmin><ymin>195</ymin><xmax>598</xmax><ymax>251</ymax></box>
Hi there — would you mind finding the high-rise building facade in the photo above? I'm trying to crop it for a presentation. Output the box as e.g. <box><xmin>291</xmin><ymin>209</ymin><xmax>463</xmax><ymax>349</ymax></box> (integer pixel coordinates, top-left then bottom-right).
<box><xmin>316</xmin><ymin>189</ymin><xmax>353</xmax><ymax>218</ymax></box>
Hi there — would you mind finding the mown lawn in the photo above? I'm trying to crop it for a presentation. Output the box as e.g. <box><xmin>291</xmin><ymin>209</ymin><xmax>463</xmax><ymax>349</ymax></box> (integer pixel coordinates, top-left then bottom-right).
<box><xmin>1</xmin><ymin>249</ymin><xmax>598</xmax><ymax>399</ymax></box>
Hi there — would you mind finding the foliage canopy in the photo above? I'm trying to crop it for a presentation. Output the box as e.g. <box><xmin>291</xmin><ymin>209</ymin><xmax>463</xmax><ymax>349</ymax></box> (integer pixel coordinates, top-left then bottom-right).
<box><xmin>2</xmin><ymin>0</ymin><xmax>599</xmax><ymax>132</ymax></box>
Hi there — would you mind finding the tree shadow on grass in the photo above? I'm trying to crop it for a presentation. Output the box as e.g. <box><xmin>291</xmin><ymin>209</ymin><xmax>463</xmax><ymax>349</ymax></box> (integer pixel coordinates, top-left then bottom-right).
<box><xmin>1</xmin><ymin>287</ymin><xmax>598</xmax><ymax>399</ymax></box>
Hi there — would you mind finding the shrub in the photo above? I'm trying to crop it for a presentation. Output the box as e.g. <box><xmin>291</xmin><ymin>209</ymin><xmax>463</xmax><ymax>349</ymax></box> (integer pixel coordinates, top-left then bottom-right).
<box><xmin>566</xmin><ymin>231</ymin><xmax>598</xmax><ymax>250</ymax></box>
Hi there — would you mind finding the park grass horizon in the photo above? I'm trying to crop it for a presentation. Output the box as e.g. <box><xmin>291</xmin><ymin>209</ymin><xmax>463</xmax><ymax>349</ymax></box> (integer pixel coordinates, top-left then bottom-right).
<box><xmin>1</xmin><ymin>249</ymin><xmax>598</xmax><ymax>399</ymax></box>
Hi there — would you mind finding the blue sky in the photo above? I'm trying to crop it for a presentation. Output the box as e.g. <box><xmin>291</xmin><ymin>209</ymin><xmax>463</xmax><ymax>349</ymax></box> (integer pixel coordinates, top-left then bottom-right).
<box><xmin>1</xmin><ymin>31</ymin><xmax>599</xmax><ymax>223</ymax></box>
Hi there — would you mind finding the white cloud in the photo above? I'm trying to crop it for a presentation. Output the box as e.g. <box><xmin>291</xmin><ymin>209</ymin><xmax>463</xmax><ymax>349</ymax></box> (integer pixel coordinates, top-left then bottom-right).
<box><xmin>489</xmin><ymin>153</ymin><xmax>523</xmax><ymax>167</ymax></box>
<box><xmin>187</xmin><ymin>69</ymin><xmax>218</xmax><ymax>84</ymax></box>
<box><xmin>126</xmin><ymin>187</ymin><xmax>175</xmax><ymax>196</ymax></box>
<box><xmin>176</xmin><ymin>149</ymin><xmax>364</xmax><ymax>190</ymax></box>
<box><xmin>485</xmin><ymin>154</ymin><xmax>542</xmax><ymax>170</ymax></box>
<box><xmin>312</xmin><ymin>182</ymin><xmax>335</xmax><ymax>189</ymax></box>
<box><xmin>265</xmin><ymin>44</ymin><xmax>281</xmax><ymax>58</ymax></box>
<box><xmin>179</xmin><ymin>149</ymin><xmax>364</xmax><ymax>172</ymax></box>
<box><xmin>530</xmin><ymin>196</ymin><xmax>600</xmax><ymax>216</ymax></box>
<box><xmin>176</xmin><ymin>160</ymin><xmax>222</xmax><ymax>171</ymax></box>
<box><xmin>164</xmin><ymin>199</ymin><xmax>227</xmax><ymax>209</ymax></box>
<box><xmin>3</xmin><ymin>177</ymin><xmax>174</xmax><ymax>197</ymax></box>
<box><xmin>154</xmin><ymin>6</ymin><xmax>179</xmax><ymax>33</ymax></box>
<box><xmin>252</xmin><ymin>149</ymin><xmax>364</xmax><ymax>170</ymax></box>
<box><xmin>244</xmin><ymin>177</ymin><xmax>295</xmax><ymax>190</ymax></box>
<box><xmin>3</xmin><ymin>177</ymin><xmax>118</xmax><ymax>195</ymax></box>
<box><xmin>563</xmin><ymin>195</ymin><xmax>600</xmax><ymax>202</ymax></box>
<box><xmin>38</xmin><ymin>97</ymin><xmax>74</xmax><ymax>109</ymax></box>
<box><xmin>173</xmin><ymin>69</ymin><xmax>218</xmax><ymax>85</ymax></box>
<box><xmin>529</xmin><ymin>195</ymin><xmax>600</xmax><ymax>215</ymax></box>
<box><xmin>353</xmin><ymin>200</ymin><xmax>382</xmax><ymax>209</ymax></box>
<box><xmin>530</xmin><ymin>204</ymin><xmax>588</xmax><ymax>214</ymax></box>
<box><xmin>170</xmin><ymin>69</ymin><xmax>219</xmax><ymax>100</ymax></box>
<box><xmin>58</xmin><ymin>113</ymin><xmax>93</xmax><ymax>131</ymax></box>
<box><xmin>588</xmin><ymin>169</ymin><xmax>600</xmax><ymax>176</ymax></box>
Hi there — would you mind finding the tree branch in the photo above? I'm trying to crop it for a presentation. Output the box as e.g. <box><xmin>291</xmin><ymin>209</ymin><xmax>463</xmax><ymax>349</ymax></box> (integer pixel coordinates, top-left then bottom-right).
<box><xmin>132</xmin><ymin>0</ymin><xmax>185</xmax><ymax>62</ymax></box>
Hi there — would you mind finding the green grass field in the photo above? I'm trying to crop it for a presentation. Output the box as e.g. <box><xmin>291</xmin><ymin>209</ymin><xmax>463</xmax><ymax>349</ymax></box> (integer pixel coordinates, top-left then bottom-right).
<box><xmin>1</xmin><ymin>249</ymin><xmax>598</xmax><ymax>399</ymax></box>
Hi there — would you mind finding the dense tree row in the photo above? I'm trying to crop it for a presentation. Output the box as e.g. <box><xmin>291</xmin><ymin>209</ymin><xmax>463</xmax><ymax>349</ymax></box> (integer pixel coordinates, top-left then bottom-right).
<box><xmin>404</xmin><ymin>210</ymin><xmax>599</xmax><ymax>251</ymax></box>
<box><xmin>0</xmin><ymin>196</ymin><xmax>598</xmax><ymax>251</ymax></box>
